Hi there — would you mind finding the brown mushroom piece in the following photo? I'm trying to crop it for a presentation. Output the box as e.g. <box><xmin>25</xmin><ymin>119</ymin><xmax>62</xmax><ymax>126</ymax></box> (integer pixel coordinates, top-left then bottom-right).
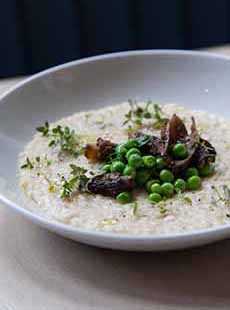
<box><xmin>131</xmin><ymin>132</ymin><xmax>165</xmax><ymax>156</ymax></box>
<box><xmin>131</xmin><ymin>115</ymin><xmax>216</xmax><ymax>176</ymax></box>
<box><xmin>87</xmin><ymin>172</ymin><xmax>134</xmax><ymax>197</ymax></box>
<box><xmin>193</xmin><ymin>138</ymin><xmax>216</xmax><ymax>167</ymax></box>
<box><xmin>164</xmin><ymin>115</ymin><xmax>216</xmax><ymax>175</ymax></box>
<box><xmin>161</xmin><ymin>114</ymin><xmax>188</xmax><ymax>153</ymax></box>
<box><xmin>85</xmin><ymin>138</ymin><xmax>117</xmax><ymax>162</ymax></box>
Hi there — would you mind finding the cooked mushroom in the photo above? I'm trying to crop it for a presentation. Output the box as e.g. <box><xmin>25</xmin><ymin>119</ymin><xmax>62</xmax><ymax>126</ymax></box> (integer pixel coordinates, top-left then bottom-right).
<box><xmin>132</xmin><ymin>132</ymin><xmax>165</xmax><ymax>156</ymax></box>
<box><xmin>86</xmin><ymin>114</ymin><xmax>216</xmax><ymax>177</ymax></box>
<box><xmin>193</xmin><ymin>138</ymin><xmax>216</xmax><ymax>167</ymax></box>
<box><xmin>134</xmin><ymin>114</ymin><xmax>216</xmax><ymax>175</ymax></box>
<box><xmin>163</xmin><ymin>115</ymin><xmax>216</xmax><ymax>174</ymax></box>
<box><xmin>161</xmin><ymin>114</ymin><xmax>188</xmax><ymax>153</ymax></box>
<box><xmin>87</xmin><ymin>172</ymin><xmax>134</xmax><ymax>197</ymax></box>
<box><xmin>84</xmin><ymin>143</ymin><xmax>99</xmax><ymax>162</ymax></box>
<box><xmin>85</xmin><ymin>138</ymin><xmax>116</xmax><ymax>162</ymax></box>
<box><xmin>96</xmin><ymin>138</ymin><xmax>117</xmax><ymax>160</ymax></box>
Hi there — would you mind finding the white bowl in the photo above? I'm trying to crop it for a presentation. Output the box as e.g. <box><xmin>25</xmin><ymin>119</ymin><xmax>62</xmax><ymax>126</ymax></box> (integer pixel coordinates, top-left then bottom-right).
<box><xmin>1</xmin><ymin>50</ymin><xmax>230</xmax><ymax>251</ymax></box>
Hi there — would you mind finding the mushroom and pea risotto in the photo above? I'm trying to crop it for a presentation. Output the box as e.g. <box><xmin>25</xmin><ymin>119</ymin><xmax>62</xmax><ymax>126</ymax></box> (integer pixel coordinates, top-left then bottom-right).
<box><xmin>18</xmin><ymin>101</ymin><xmax>230</xmax><ymax>234</ymax></box>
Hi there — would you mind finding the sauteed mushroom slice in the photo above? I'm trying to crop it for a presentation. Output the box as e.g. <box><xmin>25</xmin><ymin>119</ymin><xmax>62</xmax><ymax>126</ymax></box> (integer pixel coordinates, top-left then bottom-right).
<box><xmin>87</xmin><ymin>172</ymin><xmax>134</xmax><ymax>197</ymax></box>
<box><xmin>85</xmin><ymin>138</ymin><xmax>116</xmax><ymax>162</ymax></box>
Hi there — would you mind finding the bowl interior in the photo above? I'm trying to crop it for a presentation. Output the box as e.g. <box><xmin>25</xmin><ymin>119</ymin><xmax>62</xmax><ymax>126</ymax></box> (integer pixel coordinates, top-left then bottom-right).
<box><xmin>0</xmin><ymin>50</ymin><xmax>230</xmax><ymax>215</ymax></box>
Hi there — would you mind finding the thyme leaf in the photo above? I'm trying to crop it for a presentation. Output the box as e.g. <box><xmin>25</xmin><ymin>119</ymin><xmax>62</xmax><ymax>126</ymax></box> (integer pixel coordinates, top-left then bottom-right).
<box><xmin>36</xmin><ymin>122</ymin><xmax>84</xmax><ymax>158</ymax></box>
<box><xmin>152</xmin><ymin>103</ymin><xmax>168</xmax><ymax>129</ymax></box>
<box><xmin>36</xmin><ymin>121</ymin><xmax>49</xmax><ymax>136</ymax></box>
<box><xmin>60</xmin><ymin>176</ymin><xmax>79</xmax><ymax>199</ymax></box>
<box><xmin>211</xmin><ymin>185</ymin><xmax>230</xmax><ymax>207</ymax></box>
<box><xmin>159</xmin><ymin>205</ymin><xmax>169</xmax><ymax>217</ymax></box>
<box><xmin>182</xmin><ymin>196</ymin><xmax>192</xmax><ymax>205</ymax></box>
<box><xmin>223</xmin><ymin>185</ymin><xmax>230</xmax><ymax>203</ymax></box>
<box><xmin>60</xmin><ymin>165</ymin><xmax>89</xmax><ymax>199</ymax></box>
<box><xmin>177</xmin><ymin>192</ymin><xmax>193</xmax><ymax>205</ymax></box>
<box><xmin>123</xmin><ymin>100</ymin><xmax>168</xmax><ymax>130</ymax></box>
<box><xmin>35</xmin><ymin>156</ymin><xmax>40</xmax><ymax>163</ymax></box>
<box><xmin>132</xmin><ymin>202</ymin><xmax>139</xmax><ymax>216</ymax></box>
<box><xmin>20</xmin><ymin>157</ymin><xmax>34</xmax><ymax>169</ymax></box>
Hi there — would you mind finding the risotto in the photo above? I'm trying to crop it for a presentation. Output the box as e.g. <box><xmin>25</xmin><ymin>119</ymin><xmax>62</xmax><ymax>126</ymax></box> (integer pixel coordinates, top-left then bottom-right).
<box><xmin>18</xmin><ymin>102</ymin><xmax>230</xmax><ymax>235</ymax></box>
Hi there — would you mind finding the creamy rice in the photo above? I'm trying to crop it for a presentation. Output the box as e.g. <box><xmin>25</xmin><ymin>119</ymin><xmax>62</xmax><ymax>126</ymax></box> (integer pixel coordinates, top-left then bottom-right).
<box><xmin>18</xmin><ymin>102</ymin><xmax>230</xmax><ymax>234</ymax></box>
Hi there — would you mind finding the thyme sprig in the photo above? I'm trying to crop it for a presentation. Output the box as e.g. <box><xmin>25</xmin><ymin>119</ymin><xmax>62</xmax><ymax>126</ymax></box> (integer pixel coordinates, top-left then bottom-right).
<box><xmin>211</xmin><ymin>185</ymin><xmax>230</xmax><ymax>207</ymax></box>
<box><xmin>132</xmin><ymin>202</ymin><xmax>139</xmax><ymax>216</ymax></box>
<box><xmin>177</xmin><ymin>191</ymin><xmax>193</xmax><ymax>205</ymax></box>
<box><xmin>159</xmin><ymin>205</ymin><xmax>168</xmax><ymax>216</ymax></box>
<box><xmin>20</xmin><ymin>155</ymin><xmax>52</xmax><ymax>170</ymax></box>
<box><xmin>21</xmin><ymin>157</ymin><xmax>34</xmax><ymax>169</ymax></box>
<box><xmin>152</xmin><ymin>103</ymin><xmax>168</xmax><ymax>129</ymax></box>
<box><xmin>36</xmin><ymin>122</ymin><xmax>84</xmax><ymax>158</ymax></box>
<box><xmin>36</xmin><ymin>121</ymin><xmax>49</xmax><ymax>136</ymax></box>
<box><xmin>60</xmin><ymin>164</ymin><xmax>89</xmax><ymax>199</ymax></box>
<box><xmin>123</xmin><ymin>100</ymin><xmax>168</xmax><ymax>130</ymax></box>
<box><xmin>49</xmin><ymin>125</ymin><xmax>83</xmax><ymax>157</ymax></box>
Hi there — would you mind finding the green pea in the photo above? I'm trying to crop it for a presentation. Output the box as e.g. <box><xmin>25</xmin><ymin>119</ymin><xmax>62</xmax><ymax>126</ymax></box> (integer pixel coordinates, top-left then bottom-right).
<box><xmin>161</xmin><ymin>182</ymin><xmax>174</xmax><ymax>197</ymax></box>
<box><xmin>128</xmin><ymin>153</ymin><xmax>143</xmax><ymax>168</ymax></box>
<box><xmin>149</xmin><ymin>193</ymin><xmax>162</xmax><ymax>204</ymax></box>
<box><xmin>123</xmin><ymin>165</ymin><xmax>136</xmax><ymax>178</ymax></box>
<box><xmin>159</xmin><ymin>169</ymin><xmax>174</xmax><ymax>183</ymax></box>
<box><xmin>111</xmin><ymin>161</ymin><xmax>125</xmax><ymax>173</ymax></box>
<box><xmin>174</xmin><ymin>178</ymin><xmax>186</xmax><ymax>193</ymax></box>
<box><xmin>102</xmin><ymin>164</ymin><xmax>111</xmax><ymax>173</ymax></box>
<box><xmin>198</xmin><ymin>164</ymin><xmax>214</xmax><ymax>177</ymax></box>
<box><xmin>142</xmin><ymin>155</ymin><xmax>156</xmax><ymax>168</ymax></box>
<box><xmin>187</xmin><ymin>176</ymin><xmax>201</xmax><ymax>190</ymax></box>
<box><xmin>115</xmin><ymin>144</ymin><xmax>127</xmax><ymax>157</ymax></box>
<box><xmin>124</xmin><ymin>139</ymin><xmax>139</xmax><ymax>149</ymax></box>
<box><xmin>150</xmin><ymin>183</ymin><xmax>162</xmax><ymax>194</ymax></box>
<box><xmin>126</xmin><ymin>148</ymin><xmax>141</xmax><ymax>159</ymax></box>
<box><xmin>135</xmin><ymin>168</ymin><xmax>151</xmax><ymax>186</ymax></box>
<box><xmin>172</xmin><ymin>143</ymin><xmax>188</xmax><ymax>159</ymax></box>
<box><xmin>156</xmin><ymin>157</ymin><xmax>167</xmax><ymax>170</ymax></box>
<box><xmin>146</xmin><ymin>179</ymin><xmax>160</xmax><ymax>192</ymax></box>
<box><xmin>116</xmin><ymin>192</ymin><xmax>132</xmax><ymax>204</ymax></box>
<box><xmin>185</xmin><ymin>167</ymin><xmax>199</xmax><ymax>179</ymax></box>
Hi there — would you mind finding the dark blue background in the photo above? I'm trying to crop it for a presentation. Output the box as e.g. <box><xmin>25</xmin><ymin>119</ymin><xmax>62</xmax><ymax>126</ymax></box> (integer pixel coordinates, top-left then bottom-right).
<box><xmin>2</xmin><ymin>0</ymin><xmax>230</xmax><ymax>78</ymax></box>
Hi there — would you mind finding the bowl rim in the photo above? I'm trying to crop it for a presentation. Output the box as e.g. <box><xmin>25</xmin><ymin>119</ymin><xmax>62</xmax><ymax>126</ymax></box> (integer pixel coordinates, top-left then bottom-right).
<box><xmin>1</xmin><ymin>49</ymin><xmax>230</xmax><ymax>242</ymax></box>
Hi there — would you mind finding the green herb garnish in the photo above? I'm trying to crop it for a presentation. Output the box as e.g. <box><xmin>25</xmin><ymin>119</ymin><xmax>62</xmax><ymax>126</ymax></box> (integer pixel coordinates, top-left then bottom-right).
<box><xmin>36</xmin><ymin>122</ymin><xmax>83</xmax><ymax>158</ymax></box>
<box><xmin>36</xmin><ymin>121</ymin><xmax>49</xmax><ymax>136</ymax></box>
<box><xmin>21</xmin><ymin>157</ymin><xmax>34</xmax><ymax>169</ymax></box>
<box><xmin>159</xmin><ymin>205</ymin><xmax>168</xmax><ymax>216</ymax></box>
<box><xmin>60</xmin><ymin>164</ymin><xmax>88</xmax><ymax>199</ymax></box>
<box><xmin>100</xmin><ymin>218</ymin><xmax>118</xmax><ymax>226</ymax></box>
<box><xmin>223</xmin><ymin>185</ymin><xmax>230</xmax><ymax>203</ymax></box>
<box><xmin>49</xmin><ymin>125</ymin><xmax>81</xmax><ymax>157</ymax></box>
<box><xmin>46</xmin><ymin>159</ymin><xmax>52</xmax><ymax>166</ymax></box>
<box><xmin>178</xmin><ymin>192</ymin><xmax>192</xmax><ymax>205</ymax></box>
<box><xmin>182</xmin><ymin>196</ymin><xmax>192</xmax><ymax>205</ymax></box>
<box><xmin>61</xmin><ymin>176</ymin><xmax>79</xmax><ymax>199</ymax></box>
<box><xmin>35</xmin><ymin>156</ymin><xmax>40</xmax><ymax>163</ymax></box>
<box><xmin>152</xmin><ymin>103</ymin><xmax>166</xmax><ymax>129</ymax></box>
<box><xmin>212</xmin><ymin>185</ymin><xmax>230</xmax><ymax>207</ymax></box>
<box><xmin>20</xmin><ymin>155</ymin><xmax>52</xmax><ymax>170</ymax></box>
<box><xmin>132</xmin><ymin>202</ymin><xmax>139</xmax><ymax>216</ymax></box>
<box><xmin>123</xmin><ymin>100</ymin><xmax>167</xmax><ymax>130</ymax></box>
<box><xmin>212</xmin><ymin>185</ymin><xmax>223</xmax><ymax>202</ymax></box>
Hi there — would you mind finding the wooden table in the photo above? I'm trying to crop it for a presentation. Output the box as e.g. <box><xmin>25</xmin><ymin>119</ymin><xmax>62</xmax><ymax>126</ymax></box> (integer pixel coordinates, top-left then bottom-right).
<box><xmin>1</xmin><ymin>48</ymin><xmax>230</xmax><ymax>310</ymax></box>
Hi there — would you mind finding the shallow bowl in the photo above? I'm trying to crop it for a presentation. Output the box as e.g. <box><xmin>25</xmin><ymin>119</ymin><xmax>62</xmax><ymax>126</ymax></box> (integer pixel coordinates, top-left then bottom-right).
<box><xmin>1</xmin><ymin>50</ymin><xmax>230</xmax><ymax>251</ymax></box>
